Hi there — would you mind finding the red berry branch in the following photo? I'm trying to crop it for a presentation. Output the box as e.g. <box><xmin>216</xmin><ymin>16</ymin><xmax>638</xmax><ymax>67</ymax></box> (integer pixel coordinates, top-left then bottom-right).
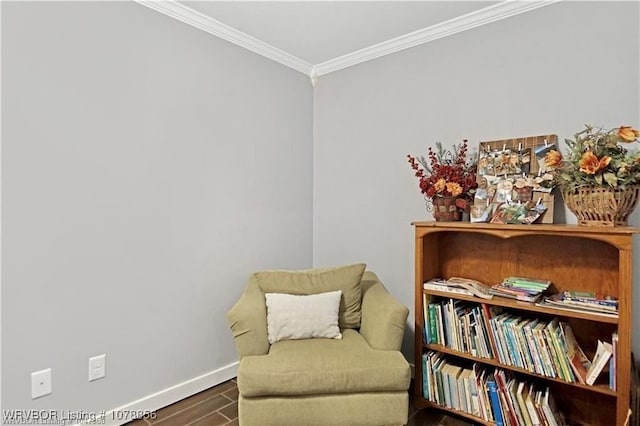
<box><xmin>407</xmin><ymin>140</ymin><xmax>478</xmax><ymax>205</ymax></box>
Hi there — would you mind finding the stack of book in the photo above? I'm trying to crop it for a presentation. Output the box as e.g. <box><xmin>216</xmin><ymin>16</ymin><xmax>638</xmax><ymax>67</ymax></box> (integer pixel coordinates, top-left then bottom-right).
<box><xmin>489</xmin><ymin>277</ymin><xmax>552</xmax><ymax>302</ymax></box>
<box><xmin>536</xmin><ymin>291</ymin><xmax>618</xmax><ymax>317</ymax></box>
<box><xmin>422</xmin><ymin>296</ymin><xmax>497</xmax><ymax>359</ymax></box>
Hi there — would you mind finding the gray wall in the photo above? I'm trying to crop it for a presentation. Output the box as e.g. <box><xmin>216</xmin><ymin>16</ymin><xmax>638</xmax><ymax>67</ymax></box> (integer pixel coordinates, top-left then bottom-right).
<box><xmin>313</xmin><ymin>1</ymin><xmax>640</xmax><ymax>357</ymax></box>
<box><xmin>2</xmin><ymin>1</ymin><xmax>312</xmax><ymax>414</ymax></box>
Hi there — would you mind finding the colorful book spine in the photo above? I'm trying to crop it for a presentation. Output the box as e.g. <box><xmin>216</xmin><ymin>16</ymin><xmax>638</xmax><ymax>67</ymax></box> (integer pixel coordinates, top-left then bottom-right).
<box><xmin>428</xmin><ymin>304</ymin><xmax>438</xmax><ymax>344</ymax></box>
<box><xmin>487</xmin><ymin>377</ymin><xmax>505</xmax><ymax>426</ymax></box>
<box><xmin>422</xmin><ymin>353</ymin><xmax>429</xmax><ymax>399</ymax></box>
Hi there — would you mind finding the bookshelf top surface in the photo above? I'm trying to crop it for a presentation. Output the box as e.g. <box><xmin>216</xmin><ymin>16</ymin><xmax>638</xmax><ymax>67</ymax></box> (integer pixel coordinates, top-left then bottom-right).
<box><xmin>411</xmin><ymin>221</ymin><xmax>639</xmax><ymax>235</ymax></box>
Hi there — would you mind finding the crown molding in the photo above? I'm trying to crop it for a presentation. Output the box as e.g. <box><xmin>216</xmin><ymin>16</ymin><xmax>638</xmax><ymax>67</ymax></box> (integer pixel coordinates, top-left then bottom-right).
<box><xmin>135</xmin><ymin>0</ymin><xmax>559</xmax><ymax>80</ymax></box>
<box><xmin>312</xmin><ymin>0</ymin><xmax>559</xmax><ymax>76</ymax></box>
<box><xmin>134</xmin><ymin>0</ymin><xmax>314</xmax><ymax>76</ymax></box>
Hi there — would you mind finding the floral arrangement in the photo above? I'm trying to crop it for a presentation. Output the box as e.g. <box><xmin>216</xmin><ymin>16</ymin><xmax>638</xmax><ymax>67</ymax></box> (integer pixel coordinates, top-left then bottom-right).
<box><xmin>407</xmin><ymin>140</ymin><xmax>478</xmax><ymax>209</ymax></box>
<box><xmin>545</xmin><ymin>125</ymin><xmax>640</xmax><ymax>191</ymax></box>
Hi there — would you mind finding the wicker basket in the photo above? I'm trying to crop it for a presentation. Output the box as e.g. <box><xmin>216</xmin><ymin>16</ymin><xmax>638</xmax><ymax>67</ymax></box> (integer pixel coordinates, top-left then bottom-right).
<box><xmin>430</xmin><ymin>196</ymin><xmax>462</xmax><ymax>222</ymax></box>
<box><xmin>562</xmin><ymin>185</ymin><xmax>640</xmax><ymax>227</ymax></box>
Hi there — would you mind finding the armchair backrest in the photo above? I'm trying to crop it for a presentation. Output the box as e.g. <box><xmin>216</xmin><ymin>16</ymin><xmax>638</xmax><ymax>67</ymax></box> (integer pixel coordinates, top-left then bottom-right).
<box><xmin>250</xmin><ymin>263</ymin><xmax>366</xmax><ymax>329</ymax></box>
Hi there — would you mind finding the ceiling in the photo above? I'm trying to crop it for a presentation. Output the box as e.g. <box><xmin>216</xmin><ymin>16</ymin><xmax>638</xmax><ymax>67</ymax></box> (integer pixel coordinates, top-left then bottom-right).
<box><xmin>137</xmin><ymin>0</ymin><xmax>558</xmax><ymax>78</ymax></box>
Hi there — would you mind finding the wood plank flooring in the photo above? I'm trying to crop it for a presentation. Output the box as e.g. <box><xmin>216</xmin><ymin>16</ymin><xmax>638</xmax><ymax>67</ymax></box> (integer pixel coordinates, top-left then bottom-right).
<box><xmin>124</xmin><ymin>379</ymin><xmax>472</xmax><ymax>426</ymax></box>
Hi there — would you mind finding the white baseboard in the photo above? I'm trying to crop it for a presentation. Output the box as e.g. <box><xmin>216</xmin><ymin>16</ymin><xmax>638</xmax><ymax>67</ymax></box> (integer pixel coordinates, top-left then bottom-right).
<box><xmin>78</xmin><ymin>361</ymin><xmax>239</xmax><ymax>426</ymax></box>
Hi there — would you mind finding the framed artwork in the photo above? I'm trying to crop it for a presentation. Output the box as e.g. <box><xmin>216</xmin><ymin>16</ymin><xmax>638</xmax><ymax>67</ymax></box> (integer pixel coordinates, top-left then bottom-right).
<box><xmin>474</xmin><ymin>134</ymin><xmax>558</xmax><ymax>224</ymax></box>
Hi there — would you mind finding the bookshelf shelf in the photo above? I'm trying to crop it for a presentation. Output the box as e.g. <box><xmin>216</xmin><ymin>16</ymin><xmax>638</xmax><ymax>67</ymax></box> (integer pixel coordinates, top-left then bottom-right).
<box><xmin>424</xmin><ymin>343</ymin><xmax>618</xmax><ymax>397</ymax></box>
<box><xmin>422</xmin><ymin>289</ymin><xmax>619</xmax><ymax>324</ymax></box>
<box><xmin>413</xmin><ymin>222</ymin><xmax>637</xmax><ymax>426</ymax></box>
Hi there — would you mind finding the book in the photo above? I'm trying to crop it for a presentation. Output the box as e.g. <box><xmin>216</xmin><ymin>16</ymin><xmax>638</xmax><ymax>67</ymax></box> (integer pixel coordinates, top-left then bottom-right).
<box><xmin>475</xmin><ymin>366</ymin><xmax>492</xmax><ymax>422</ymax></box>
<box><xmin>489</xmin><ymin>285</ymin><xmax>543</xmax><ymax>302</ymax></box>
<box><xmin>562</xmin><ymin>291</ymin><xmax>618</xmax><ymax>307</ymax></box>
<box><xmin>503</xmin><ymin>276</ymin><xmax>552</xmax><ymax>288</ymax></box>
<box><xmin>489</xmin><ymin>284</ymin><xmax>542</xmax><ymax>302</ymax></box>
<box><xmin>490</xmin><ymin>276</ymin><xmax>552</xmax><ymax>303</ymax></box>
<box><xmin>552</xmin><ymin>321</ymin><xmax>576</xmax><ymax>383</ymax></box>
<box><xmin>523</xmin><ymin>319</ymin><xmax>544</xmax><ymax>376</ymax></box>
<box><xmin>524</xmin><ymin>384</ymin><xmax>542</xmax><ymax>426</ymax></box>
<box><xmin>436</xmin><ymin>304</ymin><xmax>445</xmax><ymax>347</ymax></box>
<box><xmin>423</xmin><ymin>294</ymin><xmax>430</xmax><ymax>344</ymax></box>
<box><xmin>423</xmin><ymin>281</ymin><xmax>474</xmax><ymax>297</ymax></box>
<box><xmin>428</xmin><ymin>304</ymin><xmax>438</xmax><ymax>344</ymax></box>
<box><xmin>422</xmin><ymin>353</ymin><xmax>429</xmax><ymax>399</ymax></box>
<box><xmin>495</xmin><ymin>371</ymin><xmax>518</xmax><ymax>426</ymax></box>
<box><xmin>560</xmin><ymin>298</ymin><xmax>618</xmax><ymax>312</ymax></box>
<box><xmin>446</xmin><ymin>277</ymin><xmax>494</xmax><ymax>299</ymax></box>
<box><xmin>586</xmin><ymin>340</ymin><xmax>613</xmax><ymax>385</ymax></box>
<box><xmin>541</xmin><ymin>387</ymin><xmax>560</xmax><ymax>426</ymax></box>
<box><xmin>481</xmin><ymin>304</ymin><xmax>500</xmax><ymax>359</ymax></box>
<box><xmin>466</xmin><ymin>368</ymin><xmax>480</xmax><ymax>417</ymax></box>
<box><xmin>561</xmin><ymin>322</ymin><xmax>591</xmax><ymax>385</ymax></box>
<box><xmin>535</xmin><ymin>297</ymin><xmax>619</xmax><ymax>318</ymax></box>
<box><xmin>563</xmin><ymin>290</ymin><xmax>607</xmax><ymax>300</ymax></box>
<box><xmin>611</xmin><ymin>332</ymin><xmax>618</xmax><ymax>390</ymax></box>
<box><xmin>458</xmin><ymin>368</ymin><xmax>474</xmax><ymax>413</ymax></box>
<box><xmin>442</xmin><ymin>364</ymin><xmax>454</xmax><ymax>408</ymax></box>
<box><xmin>487</xmin><ymin>376</ymin><xmax>505</xmax><ymax>426</ymax></box>
<box><xmin>430</xmin><ymin>353</ymin><xmax>444</xmax><ymax>403</ymax></box>
<box><xmin>532</xmin><ymin>320</ymin><xmax>556</xmax><ymax>378</ymax></box>
<box><xmin>533</xmin><ymin>389</ymin><xmax>547</xmax><ymax>426</ymax></box>
<box><xmin>515</xmin><ymin>381</ymin><xmax>532</xmax><ymax>426</ymax></box>
<box><xmin>423</xmin><ymin>277</ymin><xmax>494</xmax><ymax>299</ymax></box>
<box><xmin>432</xmin><ymin>355</ymin><xmax>446</xmax><ymax>405</ymax></box>
<box><xmin>447</xmin><ymin>365</ymin><xmax>462</xmax><ymax>409</ymax></box>
<box><xmin>544</xmin><ymin>319</ymin><xmax>575</xmax><ymax>382</ymax></box>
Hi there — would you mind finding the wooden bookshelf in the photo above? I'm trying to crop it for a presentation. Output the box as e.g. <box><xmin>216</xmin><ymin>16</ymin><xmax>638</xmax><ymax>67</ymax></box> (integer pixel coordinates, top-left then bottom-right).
<box><xmin>413</xmin><ymin>222</ymin><xmax>637</xmax><ymax>426</ymax></box>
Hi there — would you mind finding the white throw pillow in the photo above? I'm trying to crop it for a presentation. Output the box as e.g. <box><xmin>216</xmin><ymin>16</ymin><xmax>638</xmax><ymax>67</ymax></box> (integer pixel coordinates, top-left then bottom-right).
<box><xmin>265</xmin><ymin>290</ymin><xmax>343</xmax><ymax>344</ymax></box>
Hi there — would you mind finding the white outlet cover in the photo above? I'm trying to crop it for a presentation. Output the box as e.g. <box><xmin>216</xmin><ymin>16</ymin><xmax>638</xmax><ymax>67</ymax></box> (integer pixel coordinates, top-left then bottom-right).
<box><xmin>31</xmin><ymin>368</ymin><xmax>52</xmax><ymax>399</ymax></box>
<box><xmin>89</xmin><ymin>354</ymin><xmax>106</xmax><ymax>382</ymax></box>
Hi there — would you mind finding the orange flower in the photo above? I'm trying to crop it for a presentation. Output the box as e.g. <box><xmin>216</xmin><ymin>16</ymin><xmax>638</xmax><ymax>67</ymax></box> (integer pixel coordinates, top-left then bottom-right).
<box><xmin>579</xmin><ymin>151</ymin><xmax>611</xmax><ymax>175</ymax></box>
<box><xmin>433</xmin><ymin>178</ymin><xmax>446</xmax><ymax>193</ymax></box>
<box><xmin>445</xmin><ymin>182</ymin><xmax>463</xmax><ymax>197</ymax></box>
<box><xmin>618</xmin><ymin>126</ymin><xmax>640</xmax><ymax>142</ymax></box>
<box><xmin>544</xmin><ymin>150</ymin><xmax>562</xmax><ymax>168</ymax></box>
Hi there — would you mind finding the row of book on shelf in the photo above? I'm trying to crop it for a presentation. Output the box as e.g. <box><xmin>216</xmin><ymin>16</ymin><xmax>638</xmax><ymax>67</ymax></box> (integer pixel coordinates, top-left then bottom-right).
<box><xmin>422</xmin><ymin>352</ymin><xmax>565</xmax><ymax>426</ymax></box>
<box><xmin>423</xmin><ymin>295</ymin><xmax>618</xmax><ymax>388</ymax></box>
<box><xmin>424</xmin><ymin>277</ymin><xmax>619</xmax><ymax>317</ymax></box>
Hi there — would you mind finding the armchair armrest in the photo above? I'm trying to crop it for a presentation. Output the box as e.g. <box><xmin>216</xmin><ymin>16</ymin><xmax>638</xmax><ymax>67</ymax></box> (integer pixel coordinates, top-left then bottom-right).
<box><xmin>226</xmin><ymin>281</ymin><xmax>270</xmax><ymax>359</ymax></box>
<box><xmin>359</xmin><ymin>271</ymin><xmax>409</xmax><ymax>351</ymax></box>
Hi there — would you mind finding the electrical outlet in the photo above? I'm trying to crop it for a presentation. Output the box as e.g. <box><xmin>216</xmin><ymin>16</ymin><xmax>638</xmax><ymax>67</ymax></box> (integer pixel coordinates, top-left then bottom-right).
<box><xmin>31</xmin><ymin>368</ymin><xmax>52</xmax><ymax>399</ymax></box>
<box><xmin>88</xmin><ymin>354</ymin><xmax>106</xmax><ymax>382</ymax></box>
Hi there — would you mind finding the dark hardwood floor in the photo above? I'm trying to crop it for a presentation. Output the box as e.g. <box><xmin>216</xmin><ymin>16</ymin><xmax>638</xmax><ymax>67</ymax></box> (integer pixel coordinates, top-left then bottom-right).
<box><xmin>124</xmin><ymin>379</ymin><xmax>472</xmax><ymax>426</ymax></box>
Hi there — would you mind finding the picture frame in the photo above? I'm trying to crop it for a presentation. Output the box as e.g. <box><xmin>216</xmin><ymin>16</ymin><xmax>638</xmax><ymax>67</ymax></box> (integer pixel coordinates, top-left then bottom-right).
<box><xmin>475</xmin><ymin>134</ymin><xmax>558</xmax><ymax>224</ymax></box>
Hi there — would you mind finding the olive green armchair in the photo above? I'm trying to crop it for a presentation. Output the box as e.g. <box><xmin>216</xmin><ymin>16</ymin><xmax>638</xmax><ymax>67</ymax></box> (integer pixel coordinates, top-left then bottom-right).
<box><xmin>227</xmin><ymin>264</ymin><xmax>411</xmax><ymax>426</ymax></box>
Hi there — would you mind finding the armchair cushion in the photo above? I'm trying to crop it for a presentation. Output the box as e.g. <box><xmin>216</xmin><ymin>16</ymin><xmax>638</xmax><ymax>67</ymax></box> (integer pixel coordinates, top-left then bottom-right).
<box><xmin>238</xmin><ymin>329</ymin><xmax>410</xmax><ymax>398</ymax></box>
<box><xmin>251</xmin><ymin>263</ymin><xmax>366</xmax><ymax>329</ymax></box>
<box><xmin>265</xmin><ymin>291</ymin><xmax>342</xmax><ymax>344</ymax></box>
